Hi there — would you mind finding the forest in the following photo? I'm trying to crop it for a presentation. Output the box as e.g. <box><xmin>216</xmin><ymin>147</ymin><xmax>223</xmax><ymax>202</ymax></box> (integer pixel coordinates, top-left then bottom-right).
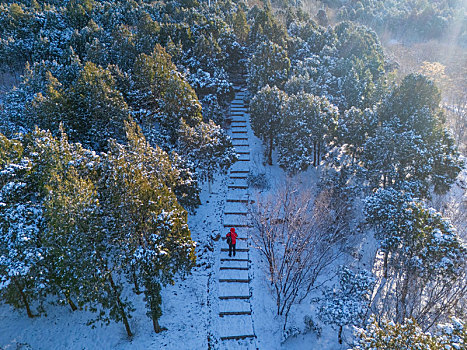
<box><xmin>0</xmin><ymin>0</ymin><xmax>466</xmax><ymax>348</ymax></box>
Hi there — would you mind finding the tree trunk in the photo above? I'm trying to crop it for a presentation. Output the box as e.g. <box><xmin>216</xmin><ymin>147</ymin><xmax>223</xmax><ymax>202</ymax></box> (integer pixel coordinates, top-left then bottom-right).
<box><xmin>67</xmin><ymin>296</ymin><xmax>78</xmax><ymax>311</ymax></box>
<box><xmin>313</xmin><ymin>141</ymin><xmax>317</xmax><ymax>167</ymax></box>
<box><xmin>268</xmin><ymin>136</ymin><xmax>273</xmax><ymax>165</ymax></box>
<box><xmin>398</xmin><ymin>273</ymin><xmax>410</xmax><ymax>322</ymax></box>
<box><xmin>133</xmin><ymin>269</ymin><xmax>141</xmax><ymax>295</ymax></box>
<box><xmin>12</xmin><ymin>276</ymin><xmax>34</xmax><ymax>318</ymax></box>
<box><xmin>338</xmin><ymin>325</ymin><xmax>343</xmax><ymax>344</ymax></box>
<box><xmin>108</xmin><ymin>273</ymin><xmax>133</xmax><ymax>338</ymax></box>
<box><xmin>317</xmin><ymin>142</ymin><xmax>321</xmax><ymax>166</ymax></box>
<box><xmin>152</xmin><ymin>316</ymin><xmax>166</xmax><ymax>333</ymax></box>
<box><xmin>383</xmin><ymin>250</ymin><xmax>389</xmax><ymax>278</ymax></box>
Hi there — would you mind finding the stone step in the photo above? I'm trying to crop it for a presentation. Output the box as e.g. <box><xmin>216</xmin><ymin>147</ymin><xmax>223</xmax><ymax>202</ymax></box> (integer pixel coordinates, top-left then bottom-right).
<box><xmin>219</xmin><ymin>282</ymin><xmax>250</xmax><ymax>299</ymax></box>
<box><xmin>230</xmin><ymin>169</ymin><xmax>249</xmax><ymax>174</ymax></box>
<box><xmin>220</xmin><ymin>311</ymin><xmax>251</xmax><ymax>316</ymax></box>
<box><xmin>221</xmin><ymin>250</ymin><xmax>249</xmax><ymax>260</ymax></box>
<box><xmin>221</xmin><ymin>258</ymin><xmax>250</xmax><ymax>263</ymax></box>
<box><xmin>220</xmin><ymin>269</ymin><xmax>249</xmax><ymax>281</ymax></box>
<box><xmin>220</xmin><ymin>260</ymin><xmax>249</xmax><ymax>268</ymax></box>
<box><xmin>228</xmin><ymin>177</ymin><xmax>248</xmax><ymax>186</ymax></box>
<box><xmin>221</xmin><ymin>248</ymin><xmax>249</xmax><ymax>252</ymax></box>
<box><xmin>236</xmin><ymin>151</ymin><xmax>250</xmax><ymax>155</ymax></box>
<box><xmin>224</xmin><ymin>212</ymin><xmax>248</xmax><ymax>216</ymax></box>
<box><xmin>232</xmin><ymin>130</ymin><xmax>248</xmax><ymax>134</ymax></box>
<box><xmin>219</xmin><ymin>278</ymin><xmax>250</xmax><ymax>283</ymax></box>
<box><xmin>219</xmin><ymin>299</ymin><xmax>251</xmax><ymax>315</ymax></box>
<box><xmin>226</xmin><ymin>187</ymin><xmax>248</xmax><ymax>196</ymax></box>
<box><xmin>230</xmin><ymin>163</ymin><xmax>250</xmax><ymax>174</ymax></box>
<box><xmin>219</xmin><ymin>315</ymin><xmax>254</xmax><ymax>339</ymax></box>
<box><xmin>228</xmin><ymin>184</ymin><xmax>248</xmax><ymax>190</ymax></box>
<box><xmin>218</xmin><ymin>338</ymin><xmax>257</xmax><ymax>350</ymax></box>
<box><xmin>220</xmin><ymin>266</ymin><xmax>249</xmax><ymax>270</ymax></box>
<box><xmin>232</xmin><ymin>140</ymin><xmax>249</xmax><ymax>146</ymax></box>
<box><xmin>224</xmin><ymin>202</ymin><xmax>248</xmax><ymax>214</ymax></box>
<box><xmin>232</xmin><ymin>137</ymin><xmax>248</xmax><ymax>141</ymax></box>
<box><xmin>221</xmin><ymin>334</ymin><xmax>256</xmax><ymax>341</ymax></box>
<box><xmin>226</xmin><ymin>198</ymin><xmax>249</xmax><ymax>203</ymax></box>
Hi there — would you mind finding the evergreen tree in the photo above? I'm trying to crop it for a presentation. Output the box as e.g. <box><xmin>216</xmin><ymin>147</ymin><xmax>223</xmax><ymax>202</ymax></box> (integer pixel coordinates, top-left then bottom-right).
<box><xmin>98</xmin><ymin>120</ymin><xmax>196</xmax><ymax>332</ymax></box>
<box><xmin>177</xmin><ymin>119</ymin><xmax>237</xmax><ymax>187</ymax></box>
<box><xmin>338</xmin><ymin>107</ymin><xmax>377</xmax><ymax>161</ymax></box>
<box><xmin>0</xmin><ymin>132</ymin><xmax>48</xmax><ymax>319</ymax></box>
<box><xmin>250</xmin><ymin>85</ymin><xmax>288</xmax><ymax>165</ymax></box>
<box><xmin>319</xmin><ymin>266</ymin><xmax>375</xmax><ymax>344</ymax></box>
<box><xmin>248</xmin><ymin>41</ymin><xmax>290</xmax><ymax>93</ymax></box>
<box><xmin>364</xmin><ymin>189</ymin><xmax>467</xmax><ymax>326</ymax></box>
<box><xmin>362</xmin><ymin>74</ymin><xmax>463</xmax><ymax>197</ymax></box>
<box><xmin>232</xmin><ymin>7</ymin><xmax>249</xmax><ymax>44</ymax></box>
<box><xmin>278</xmin><ymin>93</ymin><xmax>338</xmax><ymax>173</ymax></box>
<box><xmin>354</xmin><ymin>316</ymin><xmax>467</xmax><ymax>350</ymax></box>
<box><xmin>130</xmin><ymin>45</ymin><xmax>203</xmax><ymax>144</ymax></box>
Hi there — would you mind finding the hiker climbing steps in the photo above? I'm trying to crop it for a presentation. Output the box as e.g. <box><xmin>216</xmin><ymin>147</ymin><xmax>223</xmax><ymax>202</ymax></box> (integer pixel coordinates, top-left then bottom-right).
<box><xmin>214</xmin><ymin>86</ymin><xmax>258</xmax><ymax>349</ymax></box>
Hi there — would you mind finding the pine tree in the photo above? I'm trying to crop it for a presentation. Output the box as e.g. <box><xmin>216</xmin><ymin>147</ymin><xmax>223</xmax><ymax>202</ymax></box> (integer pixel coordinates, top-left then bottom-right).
<box><xmin>177</xmin><ymin>119</ymin><xmax>237</xmax><ymax>188</ymax></box>
<box><xmin>278</xmin><ymin>93</ymin><xmax>338</xmax><ymax>173</ymax></box>
<box><xmin>0</xmin><ymin>133</ymin><xmax>45</xmax><ymax>318</ymax></box>
<box><xmin>354</xmin><ymin>316</ymin><xmax>467</xmax><ymax>350</ymax></box>
<box><xmin>364</xmin><ymin>189</ymin><xmax>467</xmax><ymax>326</ymax></box>
<box><xmin>362</xmin><ymin>74</ymin><xmax>463</xmax><ymax>197</ymax></box>
<box><xmin>319</xmin><ymin>266</ymin><xmax>375</xmax><ymax>344</ymax></box>
<box><xmin>354</xmin><ymin>316</ymin><xmax>441</xmax><ymax>350</ymax></box>
<box><xmin>98</xmin><ymin>120</ymin><xmax>196</xmax><ymax>332</ymax></box>
<box><xmin>232</xmin><ymin>7</ymin><xmax>249</xmax><ymax>44</ymax></box>
<box><xmin>250</xmin><ymin>85</ymin><xmax>288</xmax><ymax>165</ymax></box>
<box><xmin>248</xmin><ymin>41</ymin><xmax>290</xmax><ymax>93</ymax></box>
<box><xmin>130</xmin><ymin>44</ymin><xmax>203</xmax><ymax>144</ymax></box>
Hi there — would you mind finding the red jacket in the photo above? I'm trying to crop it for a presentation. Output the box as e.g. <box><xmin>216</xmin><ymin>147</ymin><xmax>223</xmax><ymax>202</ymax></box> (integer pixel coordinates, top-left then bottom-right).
<box><xmin>227</xmin><ymin>228</ymin><xmax>238</xmax><ymax>245</ymax></box>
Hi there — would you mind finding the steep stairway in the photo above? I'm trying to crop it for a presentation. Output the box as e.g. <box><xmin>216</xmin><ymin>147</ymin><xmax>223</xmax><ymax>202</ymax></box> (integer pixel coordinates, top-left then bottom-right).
<box><xmin>215</xmin><ymin>86</ymin><xmax>258</xmax><ymax>349</ymax></box>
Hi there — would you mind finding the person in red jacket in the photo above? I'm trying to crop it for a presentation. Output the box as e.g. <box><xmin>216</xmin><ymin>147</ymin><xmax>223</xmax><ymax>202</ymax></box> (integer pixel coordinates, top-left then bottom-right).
<box><xmin>226</xmin><ymin>227</ymin><xmax>238</xmax><ymax>257</ymax></box>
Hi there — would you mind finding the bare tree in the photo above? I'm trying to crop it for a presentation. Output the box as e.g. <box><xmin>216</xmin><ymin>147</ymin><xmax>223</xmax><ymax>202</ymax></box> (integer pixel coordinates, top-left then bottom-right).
<box><xmin>445</xmin><ymin>94</ymin><xmax>467</xmax><ymax>155</ymax></box>
<box><xmin>249</xmin><ymin>180</ymin><xmax>347</xmax><ymax>329</ymax></box>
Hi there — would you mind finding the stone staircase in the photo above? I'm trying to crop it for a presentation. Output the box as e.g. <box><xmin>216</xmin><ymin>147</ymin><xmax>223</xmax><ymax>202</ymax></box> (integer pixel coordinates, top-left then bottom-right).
<box><xmin>215</xmin><ymin>87</ymin><xmax>258</xmax><ymax>349</ymax></box>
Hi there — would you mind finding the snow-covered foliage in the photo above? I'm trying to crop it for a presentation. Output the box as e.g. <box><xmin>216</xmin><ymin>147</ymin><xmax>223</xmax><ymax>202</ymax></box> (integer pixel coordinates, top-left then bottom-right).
<box><xmin>365</xmin><ymin>188</ymin><xmax>467</xmax><ymax>327</ymax></box>
<box><xmin>248</xmin><ymin>40</ymin><xmax>290</xmax><ymax>93</ymax></box>
<box><xmin>0</xmin><ymin>124</ymin><xmax>196</xmax><ymax>335</ymax></box>
<box><xmin>319</xmin><ymin>266</ymin><xmax>375</xmax><ymax>343</ymax></box>
<box><xmin>177</xmin><ymin>119</ymin><xmax>237</xmax><ymax>184</ymax></box>
<box><xmin>278</xmin><ymin>93</ymin><xmax>338</xmax><ymax>173</ymax></box>
<box><xmin>353</xmin><ymin>316</ymin><xmax>467</xmax><ymax>350</ymax></box>
<box><xmin>249</xmin><ymin>85</ymin><xmax>288</xmax><ymax>165</ymax></box>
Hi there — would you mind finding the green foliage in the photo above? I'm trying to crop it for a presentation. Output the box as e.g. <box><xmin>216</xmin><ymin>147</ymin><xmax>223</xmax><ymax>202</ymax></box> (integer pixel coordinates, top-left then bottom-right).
<box><xmin>250</xmin><ymin>85</ymin><xmax>288</xmax><ymax>165</ymax></box>
<box><xmin>354</xmin><ymin>316</ymin><xmax>467</xmax><ymax>350</ymax></box>
<box><xmin>0</xmin><ymin>125</ymin><xmax>196</xmax><ymax>333</ymax></box>
<box><xmin>278</xmin><ymin>93</ymin><xmax>339</xmax><ymax>173</ymax></box>
<box><xmin>130</xmin><ymin>45</ymin><xmax>203</xmax><ymax>143</ymax></box>
<box><xmin>28</xmin><ymin>62</ymin><xmax>129</xmax><ymax>151</ymax></box>
<box><xmin>362</xmin><ymin>74</ymin><xmax>463</xmax><ymax>197</ymax></box>
<box><xmin>177</xmin><ymin>119</ymin><xmax>237</xmax><ymax>184</ymax></box>
<box><xmin>248</xmin><ymin>41</ymin><xmax>290</xmax><ymax>93</ymax></box>
<box><xmin>248</xmin><ymin>6</ymin><xmax>288</xmax><ymax>47</ymax></box>
<box><xmin>365</xmin><ymin>188</ymin><xmax>467</xmax><ymax>325</ymax></box>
